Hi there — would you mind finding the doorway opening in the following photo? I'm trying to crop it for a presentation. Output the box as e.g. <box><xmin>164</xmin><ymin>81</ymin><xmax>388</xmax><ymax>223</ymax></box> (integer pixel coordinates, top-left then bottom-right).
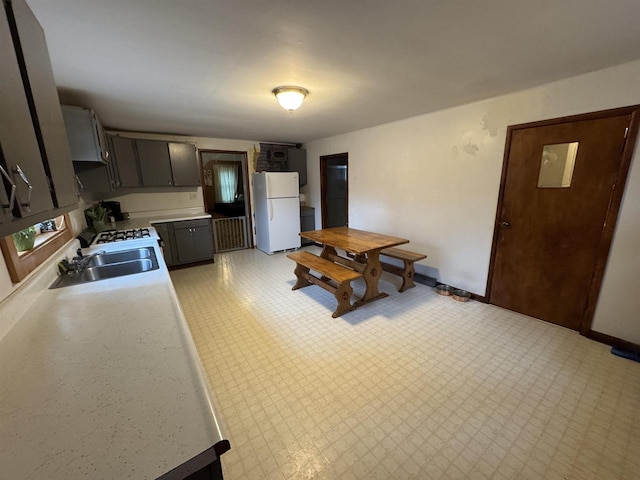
<box><xmin>487</xmin><ymin>105</ymin><xmax>639</xmax><ymax>333</ymax></box>
<box><xmin>320</xmin><ymin>153</ymin><xmax>348</xmax><ymax>228</ymax></box>
<box><xmin>200</xmin><ymin>150</ymin><xmax>253</xmax><ymax>252</ymax></box>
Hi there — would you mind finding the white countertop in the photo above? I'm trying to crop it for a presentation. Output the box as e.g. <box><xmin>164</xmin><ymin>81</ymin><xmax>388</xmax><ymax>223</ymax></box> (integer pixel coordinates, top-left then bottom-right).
<box><xmin>0</xmin><ymin>238</ymin><xmax>227</xmax><ymax>479</ymax></box>
<box><xmin>114</xmin><ymin>212</ymin><xmax>212</xmax><ymax>230</ymax></box>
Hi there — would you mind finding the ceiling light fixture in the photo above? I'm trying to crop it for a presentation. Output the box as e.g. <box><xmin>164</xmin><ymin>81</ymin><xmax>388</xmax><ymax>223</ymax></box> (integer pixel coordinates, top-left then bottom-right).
<box><xmin>272</xmin><ymin>86</ymin><xmax>309</xmax><ymax>112</ymax></box>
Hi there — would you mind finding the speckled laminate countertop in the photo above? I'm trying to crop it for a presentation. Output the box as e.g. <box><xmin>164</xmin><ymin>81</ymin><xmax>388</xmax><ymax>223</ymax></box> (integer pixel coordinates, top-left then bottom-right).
<box><xmin>0</xmin><ymin>238</ymin><xmax>227</xmax><ymax>479</ymax></box>
<box><xmin>114</xmin><ymin>212</ymin><xmax>212</xmax><ymax>230</ymax></box>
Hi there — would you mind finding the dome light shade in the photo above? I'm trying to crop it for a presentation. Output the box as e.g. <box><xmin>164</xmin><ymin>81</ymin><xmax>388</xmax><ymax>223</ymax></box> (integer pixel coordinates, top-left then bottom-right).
<box><xmin>272</xmin><ymin>86</ymin><xmax>309</xmax><ymax>111</ymax></box>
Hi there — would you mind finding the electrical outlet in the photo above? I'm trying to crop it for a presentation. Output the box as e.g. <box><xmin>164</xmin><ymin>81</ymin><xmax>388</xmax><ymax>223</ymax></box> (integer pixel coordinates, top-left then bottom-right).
<box><xmin>188</xmin><ymin>193</ymin><xmax>197</xmax><ymax>200</ymax></box>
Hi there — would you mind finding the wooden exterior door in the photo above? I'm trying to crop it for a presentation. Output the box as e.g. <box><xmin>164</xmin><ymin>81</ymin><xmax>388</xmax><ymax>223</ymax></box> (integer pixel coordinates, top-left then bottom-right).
<box><xmin>488</xmin><ymin>106</ymin><xmax>639</xmax><ymax>332</ymax></box>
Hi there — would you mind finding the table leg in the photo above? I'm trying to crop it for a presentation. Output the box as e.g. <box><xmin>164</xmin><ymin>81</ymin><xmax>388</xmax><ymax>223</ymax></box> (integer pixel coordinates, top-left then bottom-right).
<box><xmin>320</xmin><ymin>245</ymin><xmax>337</xmax><ymax>259</ymax></box>
<box><xmin>319</xmin><ymin>246</ymin><xmax>337</xmax><ymax>282</ymax></box>
<box><xmin>354</xmin><ymin>249</ymin><xmax>388</xmax><ymax>307</ymax></box>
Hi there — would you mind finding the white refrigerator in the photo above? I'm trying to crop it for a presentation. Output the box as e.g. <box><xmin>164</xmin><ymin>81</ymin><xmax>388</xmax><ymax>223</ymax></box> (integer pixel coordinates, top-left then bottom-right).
<box><xmin>252</xmin><ymin>172</ymin><xmax>301</xmax><ymax>254</ymax></box>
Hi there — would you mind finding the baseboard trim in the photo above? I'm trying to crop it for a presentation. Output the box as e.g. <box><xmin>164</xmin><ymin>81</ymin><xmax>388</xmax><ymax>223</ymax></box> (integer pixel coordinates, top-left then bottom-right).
<box><xmin>414</xmin><ymin>273</ymin><xmax>437</xmax><ymax>287</ymax></box>
<box><xmin>586</xmin><ymin>330</ymin><xmax>640</xmax><ymax>353</ymax></box>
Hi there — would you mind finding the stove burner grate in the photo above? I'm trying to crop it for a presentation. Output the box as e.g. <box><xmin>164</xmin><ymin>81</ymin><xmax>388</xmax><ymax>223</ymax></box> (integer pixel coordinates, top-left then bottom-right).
<box><xmin>95</xmin><ymin>228</ymin><xmax>151</xmax><ymax>244</ymax></box>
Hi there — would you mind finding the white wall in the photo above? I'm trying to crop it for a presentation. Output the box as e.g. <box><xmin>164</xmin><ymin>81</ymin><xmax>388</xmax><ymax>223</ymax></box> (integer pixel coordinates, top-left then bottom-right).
<box><xmin>303</xmin><ymin>59</ymin><xmax>640</xmax><ymax>344</ymax></box>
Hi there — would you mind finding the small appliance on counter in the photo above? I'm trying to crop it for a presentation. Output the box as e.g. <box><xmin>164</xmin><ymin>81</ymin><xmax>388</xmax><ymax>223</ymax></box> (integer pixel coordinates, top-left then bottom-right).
<box><xmin>100</xmin><ymin>201</ymin><xmax>127</xmax><ymax>221</ymax></box>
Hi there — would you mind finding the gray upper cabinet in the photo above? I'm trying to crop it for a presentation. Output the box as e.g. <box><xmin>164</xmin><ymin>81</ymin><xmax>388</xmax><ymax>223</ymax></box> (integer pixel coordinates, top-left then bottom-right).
<box><xmin>137</xmin><ymin>139</ymin><xmax>173</xmax><ymax>186</ymax></box>
<box><xmin>0</xmin><ymin>4</ymin><xmax>51</xmax><ymax>220</ymax></box>
<box><xmin>169</xmin><ymin>143</ymin><xmax>200</xmax><ymax>186</ymax></box>
<box><xmin>288</xmin><ymin>147</ymin><xmax>307</xmax><ymax>187</ymax></box>
<box><xmin>137</xmin><ymin>139</ymin><xmax>199</xmax><ymax>187</ymax></box>
<box><xmin>12</xmin><ymin>0</ymin><xmax>77</xmax><ymax>210</ymax></box>
<box><xmin>62</xmin><ymin>105</ymin><xmax>110</xmax><ymax>164</ymax></box>
<box><xmin>109</xmin><ymin>135</ymin><xmax>141</xmax><ymax>187</ymax></box>
<box><xmin>1</xmin><ymin>0</ymin><xmax>78</xmax><ymax>236</ymax></box>
<box><xmin>64</xmin><ymin>105</ymin><xmax>120</xmax><ymax>196</ymax></box>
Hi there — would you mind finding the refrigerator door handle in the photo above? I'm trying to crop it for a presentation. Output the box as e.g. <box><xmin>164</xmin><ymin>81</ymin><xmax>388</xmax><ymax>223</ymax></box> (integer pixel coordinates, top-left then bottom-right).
<box><xmin>269</xmin><ymin>199</ymin><xmax>273</xmax><ymax>221</ymax></box>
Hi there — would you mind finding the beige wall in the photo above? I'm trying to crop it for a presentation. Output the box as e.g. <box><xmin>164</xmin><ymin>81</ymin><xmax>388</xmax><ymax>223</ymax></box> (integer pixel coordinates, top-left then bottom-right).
<box><xmin>303</xmin><ymin>59</ymin><xmax>640</xmax><ymax>344</ymax></box>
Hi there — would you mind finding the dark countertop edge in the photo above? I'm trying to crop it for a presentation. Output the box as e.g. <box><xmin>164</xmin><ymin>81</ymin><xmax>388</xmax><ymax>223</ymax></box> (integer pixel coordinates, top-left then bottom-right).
<box><xmin>156</xmin><ymin>440</ymin><xmax>231</xmax><ymax>480</ymax></box>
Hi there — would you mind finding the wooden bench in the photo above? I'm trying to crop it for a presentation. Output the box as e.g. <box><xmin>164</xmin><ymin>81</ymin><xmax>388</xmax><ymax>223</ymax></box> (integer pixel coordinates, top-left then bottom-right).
<box><xmin>380</xmin><ymin>247</ymin><xmax>427</xmax><ymax>292</ymax></box>
<box><xmin>287</xmin><ymin>251</ymin><xmax>363</xmax><ymax>318</ymax></box>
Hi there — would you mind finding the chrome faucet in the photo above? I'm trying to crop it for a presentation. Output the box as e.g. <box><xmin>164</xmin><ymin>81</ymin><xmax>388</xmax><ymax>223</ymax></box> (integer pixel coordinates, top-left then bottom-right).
<box><xmin>58</xmin><ymin>249</ymin><xmax>106</xmax><ymax>275</ymax></box>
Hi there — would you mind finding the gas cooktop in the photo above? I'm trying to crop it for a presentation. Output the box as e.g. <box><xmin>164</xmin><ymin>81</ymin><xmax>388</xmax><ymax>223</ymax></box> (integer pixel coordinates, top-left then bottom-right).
<box><xmin>93</xmin><ymin>228</ymin><xmax>152</xmax><ymax>244</ymax></box>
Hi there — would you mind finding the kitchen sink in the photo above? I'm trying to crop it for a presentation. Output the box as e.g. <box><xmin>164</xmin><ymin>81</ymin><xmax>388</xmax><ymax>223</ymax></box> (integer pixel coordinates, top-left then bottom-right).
<box><xmin>81</xmin><ymin>259</ymin><xmax>156</xmax><ymax>281</ymax></box>
<box><xmin>50</xmin><ymin>248</ymin><xmax>159</xmax><ymax>289</ymax></box>
<box><xmin>87</xmin><ymin>247</ymin><xmax>153</xmax><ymax>266</ymax></box>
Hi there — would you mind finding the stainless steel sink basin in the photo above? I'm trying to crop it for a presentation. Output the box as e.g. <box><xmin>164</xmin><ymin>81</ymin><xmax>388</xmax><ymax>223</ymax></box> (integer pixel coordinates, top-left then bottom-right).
<box><xmin>81</xmin><ymin>259</ymin><xmax>156</xmax><ymax>281</ymax></box>
<box><xmin>50</xmin><ymin>247</ymin><xmax>159</xmax><ymax>289</ymax></box>
<box><xmin>87</xmin><ymin>247</ymin><xmax>153</xmax><ymax>266</ymax></box>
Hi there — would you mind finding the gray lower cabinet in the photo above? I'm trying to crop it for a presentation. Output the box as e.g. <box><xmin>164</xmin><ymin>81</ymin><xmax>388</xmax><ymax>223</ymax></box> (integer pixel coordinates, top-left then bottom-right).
<box><xmin>300</xmin><ymin>206</ymin><xmax>315</xmax><ymax>245</ymax></box>
<box><xmin>174</xmin><ymin>219</ymin><xmax>214</xmax><ymax>264</ymax></box>
<box><xmin>154</xmin><ymin>218</ymin><xmax>214</xmax><ymax>267</ymax></box>
<box><xmin>154</xmin><ymin>222</ymin><xmax>175</xmax><ymax>266</ymax></box>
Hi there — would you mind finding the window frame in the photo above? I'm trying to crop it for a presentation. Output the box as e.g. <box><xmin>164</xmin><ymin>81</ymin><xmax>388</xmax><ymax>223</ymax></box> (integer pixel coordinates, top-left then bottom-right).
<box><xmin>0</xmin><ymin>214</ymin><xmax>73</xmax><ymax>283</ymax></box>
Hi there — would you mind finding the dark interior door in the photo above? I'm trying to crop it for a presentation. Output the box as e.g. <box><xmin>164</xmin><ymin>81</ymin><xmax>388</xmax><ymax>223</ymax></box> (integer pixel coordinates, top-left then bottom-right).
<box><xmin>489</xmin><ymin>110</ymin><xmax>636</xmax><ymax>331</ymax></box>
<box><xmin>320</xmin><ymin>153</ymin><xmax>348</xmax><ymax>228</ymax></box>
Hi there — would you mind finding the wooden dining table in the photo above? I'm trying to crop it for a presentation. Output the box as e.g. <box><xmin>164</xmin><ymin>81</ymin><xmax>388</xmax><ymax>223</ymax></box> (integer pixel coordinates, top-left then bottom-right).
<box><xmin>300</xmin><ymin>227</ymin><xmax>409</xmax><ymax>306</ymax></box>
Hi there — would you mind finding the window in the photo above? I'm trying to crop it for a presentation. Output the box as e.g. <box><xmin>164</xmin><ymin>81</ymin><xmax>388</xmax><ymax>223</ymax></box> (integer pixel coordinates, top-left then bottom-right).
<box><xmin>212</xmin><ymin>163</ymin><xmax>238</xmax><ymax>203</ymax></box>
<box><xmin>0</xmin><ymin>214</ymin><xmax>73</xmax><ymax>283</ymax></box>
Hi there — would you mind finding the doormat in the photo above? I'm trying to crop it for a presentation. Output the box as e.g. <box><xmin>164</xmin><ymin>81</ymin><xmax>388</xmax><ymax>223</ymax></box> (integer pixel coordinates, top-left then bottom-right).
<box><xmin>611</xmin><ymin>347</ymin><xmax>640</xmax><ymax>363</ymax></box>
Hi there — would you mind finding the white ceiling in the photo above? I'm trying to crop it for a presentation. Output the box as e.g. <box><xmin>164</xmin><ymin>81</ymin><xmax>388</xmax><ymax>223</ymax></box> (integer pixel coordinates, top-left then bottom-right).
<box><xmin>27</xmin><ymin>0</ymin><xmax>640</xmax><ymax>144</ymax></box>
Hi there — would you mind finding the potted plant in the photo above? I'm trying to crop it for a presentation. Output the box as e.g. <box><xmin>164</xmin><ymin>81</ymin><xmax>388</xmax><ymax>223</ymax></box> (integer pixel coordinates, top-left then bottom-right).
<box><xmin>12</xmin><ymin>226</ymin><xmax>37</xmax><ymax>252</ymax></box>
<box><xmin>85</xmin><ymin>204</ymin><xmax>108</xmax><ymax>233</ymax></box>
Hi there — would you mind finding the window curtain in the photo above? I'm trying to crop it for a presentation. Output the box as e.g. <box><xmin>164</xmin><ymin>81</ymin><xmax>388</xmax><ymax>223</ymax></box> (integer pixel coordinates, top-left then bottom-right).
<box><xmin>213</xmin><ymin>163</ymin><xmax>238</xmax><ymax>203</ymax></box>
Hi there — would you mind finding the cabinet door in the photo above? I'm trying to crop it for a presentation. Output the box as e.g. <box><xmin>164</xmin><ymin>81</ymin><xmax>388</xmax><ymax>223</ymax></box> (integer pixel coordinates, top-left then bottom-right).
<box><xmin>153</xmin><ymin>222</ymin><xmax>175</xmax><ymax>266</ymax></box>
<box><xmin>174</xmin><ymin>222</ymin><xmax>213</xmax><ymax>264</ymax></box>
<box><xmin>62</xmin><ymin>106</ymin><xmax>103</xmax><ymax>162</ymax></box>
<box><xmin>0</xmin><ymin>166</ymin><xmax>11</xmax><ymax>225</ymax></box>
<box><xmin>0</xmin><ymin>3</ymin><xmax>52</xmax><ymax>220</ymax></box>
<box><xmin>288</xmin><ymin>148</ymin><xmax>307</xmax><ymax>187</ymax></box>
<box><xmin>11</xmin><ymin>0</ymin><xmax>77</xmax><ymax>209</ymax></box>
<box><xmin>109</xmin><ymin>136</ymin><xmax>141</xmax><ymax>187</ymax></box>
<box><xmin>137</xmin><ymin>140</ymin><xmax>173</xmax><ymax>186</ymax></box>
<box><xmin>74</xmin><ymin>164</ymin><xmax>113</xmax><ymax>194</ymax></box>
<box><xmin>169</xmin><ymin>143</ymin><xmax>200</xmax><ymax>186</ymax></box>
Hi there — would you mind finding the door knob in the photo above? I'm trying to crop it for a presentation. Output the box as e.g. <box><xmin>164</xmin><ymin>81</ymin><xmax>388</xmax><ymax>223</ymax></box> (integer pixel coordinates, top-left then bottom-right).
<box><xmin>501</xmin><ymin>221</ymin><xmax>511</xmax><ymax>228</ymax></box>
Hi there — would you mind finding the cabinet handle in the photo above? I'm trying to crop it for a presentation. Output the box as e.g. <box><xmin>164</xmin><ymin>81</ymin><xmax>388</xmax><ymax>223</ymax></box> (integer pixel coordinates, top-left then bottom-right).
<box><xmin>75</xmin><ymin>174</ymin><xmax>84</xmax><ymax>193</ymax></box>
<box><xmin>13</xmin><ymin>164</ymin><xmax>33</xmax><ymax>211</ymax></box>
<box><xmin>0</xmin><ymin>165</ymin><xmax>16</xmax><ymax>212</ymax></box>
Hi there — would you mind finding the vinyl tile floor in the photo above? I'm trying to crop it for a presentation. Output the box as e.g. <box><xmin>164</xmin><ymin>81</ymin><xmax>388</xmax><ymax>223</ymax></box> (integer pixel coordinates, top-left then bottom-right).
<box><xmin>170</xmin><ymin>247</ymin><xmax>640</xmax><ymax>480</ymax></box>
